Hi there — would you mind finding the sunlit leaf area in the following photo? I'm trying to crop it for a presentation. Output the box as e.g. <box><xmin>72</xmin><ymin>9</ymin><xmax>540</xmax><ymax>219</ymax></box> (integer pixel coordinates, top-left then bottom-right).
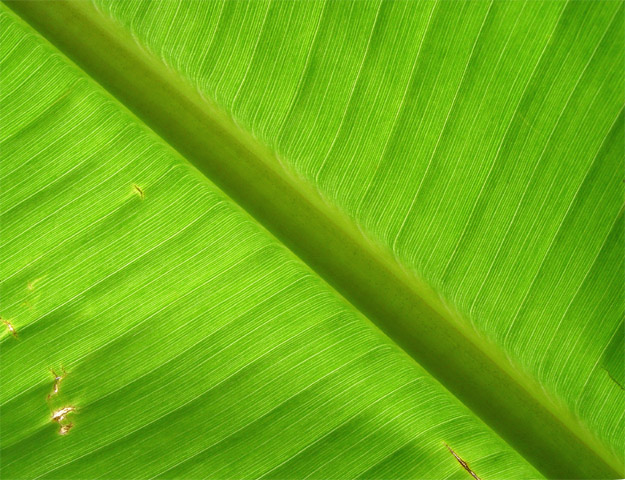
<box><xmin>1</xmin><ymin>1</ymin><xmax>623</xmax><ymax>479</ymax></box>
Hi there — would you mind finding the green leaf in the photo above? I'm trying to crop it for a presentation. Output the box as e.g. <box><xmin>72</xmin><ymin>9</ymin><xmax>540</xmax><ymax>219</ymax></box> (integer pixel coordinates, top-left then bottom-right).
<box><xmin>1</xmin><ymin>1</ymin><xmax>623</xmax><ymax>479</ymax></box>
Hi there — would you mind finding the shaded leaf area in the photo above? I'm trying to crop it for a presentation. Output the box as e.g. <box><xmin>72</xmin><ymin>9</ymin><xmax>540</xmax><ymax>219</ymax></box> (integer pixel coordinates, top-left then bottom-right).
<box><xmin>602</xmin><ymin>321</ymin><xmax>624</xmax><ymax>391</ymax></box>
<box><xmin>94</xmin><ymin>0</ymin><xmax>625</xmax><ymax>459</ymax></box>
<box><xmin>0</xmin><ymin>10</ymin><xmax>541</xmax><ymax>479</ymax></box>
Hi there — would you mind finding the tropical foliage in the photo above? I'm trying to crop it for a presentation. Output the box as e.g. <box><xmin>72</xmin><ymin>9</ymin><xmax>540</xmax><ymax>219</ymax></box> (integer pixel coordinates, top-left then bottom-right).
<box><xmin>1</xmin><ymin>1</ymin><xmax>623</xmax><ymax>478</ymax></box>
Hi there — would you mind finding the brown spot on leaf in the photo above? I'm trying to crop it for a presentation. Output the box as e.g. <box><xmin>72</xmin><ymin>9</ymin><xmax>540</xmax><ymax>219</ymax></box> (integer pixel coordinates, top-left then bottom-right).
<box><xmin>51</xmin><ymin>406</ymin><xmax>75</xmax><ymax>423</ymax></box>
<box><xmin>47</xmin><ymin>367</ymin><xmax>67</xmax><ymax>400</ymax></box>
<box><xmin>2</xmin><ymin>318</ymin><xmax>17</xmax><ymax>338</ymax></box>
<box><xmin>58</xmin><ymin>422</ymin><xmax>73</xmax><ymax>435</ymax></box>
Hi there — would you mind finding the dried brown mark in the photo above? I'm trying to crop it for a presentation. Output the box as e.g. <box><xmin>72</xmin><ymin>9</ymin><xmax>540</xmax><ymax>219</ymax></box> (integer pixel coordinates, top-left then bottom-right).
<box><xmin>58</xmin><ymin>422</ymin><xmax>74</xmax><ymax>435</ymax></box>
<box><xmin>47</xmin><ymin>367</ymin><xmax>67</xmax><ymax>400</ymax></box>
<box><xmin>444</xmin><ymin>442</ymin><xmax>481</xmax><ymax>480</ymax></box>
<box><xmin>133</xmin><ymin>184</ymin><xmax>145</xmax><ymax>199</ymax></box>
<box><xmin>2</xmin><ymin>318</ymin><xmax>17</xmax><ymax>338</ymax></box>
<box><xmin>51</xmin><ymin>406</ymin><xmax>75</xmax><ymax>423</ymax></box>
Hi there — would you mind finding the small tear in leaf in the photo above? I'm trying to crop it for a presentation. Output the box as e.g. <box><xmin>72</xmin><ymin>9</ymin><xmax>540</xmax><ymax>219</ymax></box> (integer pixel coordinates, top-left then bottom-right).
<box><xmin>133</xmin><ymin>184</ymin><xmax>145</xmax><ymax>199</ymax></box>
<box><xmin>47</xmin><ymin>367</ymin><xmax>67</xmax><ymax>400</ymax></box>
<box><xmin>58</xmin><ymin>422</ymin><xmax>73</xmax><ymax>435</ymax></box>
<box><xmin>51</xmin><ymin>406</ymin><xmax>75</xmax><ymax>423</ymax></box>
<box><xmin>444</xmin><ymin>442</ymin><xmax>481</xmax><ymax>480</ymax></box>
<box><xmin>2</xmin><ymin>318</ymin><xmax>18</xmax><ymax>338</ymax></box>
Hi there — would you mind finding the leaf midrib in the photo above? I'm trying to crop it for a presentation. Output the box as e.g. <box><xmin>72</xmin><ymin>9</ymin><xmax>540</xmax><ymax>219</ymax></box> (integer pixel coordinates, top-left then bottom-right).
<box><xmin>3</xmin><ymin>1</ymin><xmax>621</xmax><ymax>478</ymax></box>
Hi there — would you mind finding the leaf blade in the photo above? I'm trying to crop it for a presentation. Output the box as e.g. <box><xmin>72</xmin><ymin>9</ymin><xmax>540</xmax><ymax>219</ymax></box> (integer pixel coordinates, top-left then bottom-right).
<box><xmin>0</xmin><ymin>6</ymin><xmax>543</xmax><ymax>479</ymax></box>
